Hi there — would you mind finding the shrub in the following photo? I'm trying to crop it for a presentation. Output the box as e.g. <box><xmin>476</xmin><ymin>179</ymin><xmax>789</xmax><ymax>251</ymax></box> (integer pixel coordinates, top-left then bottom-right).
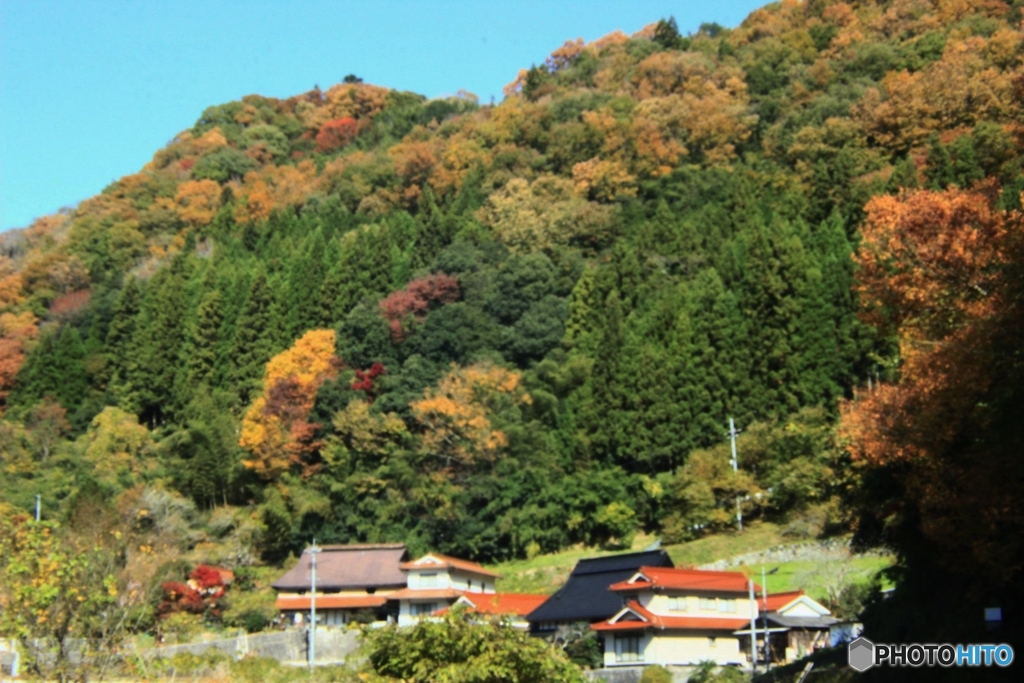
<box><xmin>640</xmin><ymin>664</ymin><xmax>673</xmax><ymax>683</ymax></box>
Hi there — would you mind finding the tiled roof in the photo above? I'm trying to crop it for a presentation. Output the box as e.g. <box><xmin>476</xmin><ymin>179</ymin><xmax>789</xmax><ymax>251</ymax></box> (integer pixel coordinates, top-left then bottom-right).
<box><xmin>400</xmin><ymin>553</ymin><xmax>501</xmax><ymax>578</ymax></box>
<box><xmin>591</xmin><ymin>600</ymin><xmax>750</xmax><ymax>632</ymax></box>
<box><xmin>609</xmin><ymin>567</ymin><xmax>759</xmax><ymax>594</ymax></box>
<box><xmin>388</xmin><ymin>588</ymin><xmax>465</xmax><ymax>600</ymax></box>
<box><xmin>272</xmin><ymin>544</ymin><xmax>408</xmax><ymax>592</ymax></box>
<box><xmin>527</xmin><ymin>550</ymin><xmax>674</xmax><ymax>624</ymax></box>
<box><xmin>762</xmin><ymin>590</ymin><xmax>805</xmax><ymax>612</ymax></box>
<box><xmin>276</xmin><ymin>595</ymin><xmax>387</xmax><ymax>610</ymax></box>
<box><xmin>449</xmin><ymin>593</ymin><xmax>548</xmax><ymax>617</ymax></box>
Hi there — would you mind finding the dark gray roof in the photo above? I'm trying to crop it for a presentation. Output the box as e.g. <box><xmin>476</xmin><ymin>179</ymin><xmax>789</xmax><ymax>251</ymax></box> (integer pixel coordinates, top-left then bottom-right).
<box><xmin>526</xmin><ymin>550</ymin><xmax>674</xmax><ymax>624</ymax></box>
<box><xmin>272</xmin><ymin>544</ymin><xmax>408</xmax><ymax>592</ymax></box>
<box><xmin>766</xmin><ymin>613</ymin><xmax>840</xmax><ymax>629</ymax></box>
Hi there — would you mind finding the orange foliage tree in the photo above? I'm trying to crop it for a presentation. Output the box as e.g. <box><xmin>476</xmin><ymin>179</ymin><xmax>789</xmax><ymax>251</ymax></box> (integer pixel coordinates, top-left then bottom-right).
<box><xmin>315</xmin><ymin>117</ymin><xmax>360</xmax><ymax>153</ymax></box>
<box><xmin>841</xmin><ymin>183</ymin><xmax>1024</xmax><ymax>583</ymax></box>
<box><xmin>175</xmin><ymin>179</ymin><xmax>221</xmax><ymax>226</ymax></box>
<box><xmin>0</xmin><ymin>312</ymin><xmax>38</xmax><ymax>410</ymax></box>
<box><xmin>410</xmin><ymin>363</ymin><xmax>530</xmax><ymax>473</ymax></box>
<box><xmin>239</xmin><ymin>330</ymin><xmax>341</xmax><ymax>479</ymax></box>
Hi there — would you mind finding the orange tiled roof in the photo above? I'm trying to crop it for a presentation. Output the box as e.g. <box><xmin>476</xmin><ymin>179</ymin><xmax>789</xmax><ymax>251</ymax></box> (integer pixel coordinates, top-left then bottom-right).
<box><xmin>437</xmin><ymin>593</ymin><xmax>548</xmax><ymax>617</ymax></box>
<box><xmin>609</xmin><ymin>566</ymin><xmax>759</xmax><ymax>594</ymax></box>
<box><xmin>399</xmin><ymin>553</ymin><xmax>501</xmax><ymax>578</ymax></box>
<box><xmin>591</xmin><ymin>600</ymin><xmax>750</xmax><ymax>632</ymax></box>
<box><xmin>388</xmin><ymin>587</ymin><xmax>465</xmax><ymax>600</ymax></box>
<box><xmin>276</xmin><ymin>595</ymin><xmax>387</xmax><ymax>610</ymax></box>
<box><xmin>763</xmin><ymin>590</ymin><xmax>806</xmax><ymax>612</ymax></box>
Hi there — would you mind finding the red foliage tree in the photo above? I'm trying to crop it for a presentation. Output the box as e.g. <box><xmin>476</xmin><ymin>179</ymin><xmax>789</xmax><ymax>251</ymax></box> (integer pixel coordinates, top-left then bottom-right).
<box><xmin>380</xmin><ymin>273</ymin><xmax>460</xmax><ymax>342</ymax></box>
<box><xmin>315</xmin><ymin>117</ymin><xmax>360</xmax><ymax>153</ymax></box>
<box><xmin>48</xmin><ymin>289</ymin><xmax>91</xmax><ymax>321</ymax></box>
<box><xmin>351</xmin><ymin>362</ymin><xmax>386</xmax><ymax>401</ymax></box>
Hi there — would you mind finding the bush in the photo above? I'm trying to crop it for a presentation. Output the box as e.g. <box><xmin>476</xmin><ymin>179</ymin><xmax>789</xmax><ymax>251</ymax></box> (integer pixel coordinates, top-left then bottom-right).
<box><xmin>640</xmin><ymin>664</ymin><xmax>673</xmax><ymax>683</ymax></box>
<box><xmin>364</xmin><ymin>607</ymin><xmax>585</xmax><ymax>683</ymax></box>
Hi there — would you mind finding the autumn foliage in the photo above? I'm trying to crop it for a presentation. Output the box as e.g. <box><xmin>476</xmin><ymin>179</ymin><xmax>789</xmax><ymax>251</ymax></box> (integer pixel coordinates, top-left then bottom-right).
<box><xmin>380</xmin><ymin>273</ymin><xmax>460</xmax><ymax>341</ymax></box>
<box><xmin>316</xmin><ymin>117</ymin><xmax>360</xmax><ymax>153</ymax></box>
<box><xmin>842</xmin><ymin>184</ymin><xmax>1024</xmax><ymax>581</ymax></box>
<box><xmin>351</xmin><ymin>362</ymin><xmax>386</xmax><ymax>401</ymax></box>
<box><xmin>159</xmin><ymin>564</ymin><xmax>230</xmax><ymax>616</ymax></box>
<box><xmin>240</xmin><ymin>329</ymin><xmax>341</xmax><ymax>479</ymax></box>
<box><xmin>411</xmin><ymin>363</ymin><xmax>530</xmax><ymax>471</ymax></box>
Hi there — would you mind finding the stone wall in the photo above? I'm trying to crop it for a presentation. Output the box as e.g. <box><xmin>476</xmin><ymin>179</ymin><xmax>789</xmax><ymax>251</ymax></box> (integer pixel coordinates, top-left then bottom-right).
<box><xmin>584</xmin><ymin>665</ymin><xmax>710</xmax><ymax>683</ymax></box>
<box><xmin>144</xmin><ymin>628</ymin><xmax>360</xmax><ymax>666</ymax></box>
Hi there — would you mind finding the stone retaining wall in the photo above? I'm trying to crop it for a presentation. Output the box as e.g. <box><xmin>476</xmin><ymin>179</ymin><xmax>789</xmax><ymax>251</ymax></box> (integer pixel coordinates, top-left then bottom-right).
<box><xmin>144</xmin><ymin>628</ymin><xmax>360</xmax><ymax>666</ymax></box>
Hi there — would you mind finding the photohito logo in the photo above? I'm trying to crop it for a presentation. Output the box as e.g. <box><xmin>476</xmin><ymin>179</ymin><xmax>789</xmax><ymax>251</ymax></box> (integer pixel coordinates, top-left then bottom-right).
<box><xmin>848</xmin><ymin>637</ymin><xmax>1014</xmax><ymax>670</ymax></box>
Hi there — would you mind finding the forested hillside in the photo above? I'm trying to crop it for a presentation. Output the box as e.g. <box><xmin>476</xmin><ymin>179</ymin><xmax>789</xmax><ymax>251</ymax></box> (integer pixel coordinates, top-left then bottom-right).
<box><xmin>2</xmin><ymin>0</ymin><xmax>1024</xmax><ymax>657</ymax></box>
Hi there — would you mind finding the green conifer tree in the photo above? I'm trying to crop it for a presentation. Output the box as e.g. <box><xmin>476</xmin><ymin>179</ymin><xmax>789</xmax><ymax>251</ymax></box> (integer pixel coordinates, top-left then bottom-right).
<box><xmin>230</xmin><ymin>270</ymin><xmax>276</xmax><ymax>405</ymax></box>
<box><xmin>187</xmin><ymin>290</ymin><xmax>223</xmax><ymax>387</ymax></box>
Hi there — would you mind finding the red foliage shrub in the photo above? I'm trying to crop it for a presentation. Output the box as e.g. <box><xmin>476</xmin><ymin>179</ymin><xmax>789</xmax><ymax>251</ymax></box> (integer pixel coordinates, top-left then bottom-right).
<box><xmin>316</xmin><ymin>117</ymin><xmax>360</xmax><ymax>153</ymax></box>
<box><xmin>380</xmin><ymin>273</ymin><xmax>460</xmax><ymax>342</ymax></box>
<box><xmin>179</xmin><ymin>158</ymin><xmax>195</xmax><ymax>171</ymax></box>
<box><xmin>190</xmin><ymin>564</ymin><xmax>224</xmax><ymax>590</ymax></box>
<box><xmin>160</xmin><ymin>581</ymin><xmax>205</xmax><ymax>615</ymax></box>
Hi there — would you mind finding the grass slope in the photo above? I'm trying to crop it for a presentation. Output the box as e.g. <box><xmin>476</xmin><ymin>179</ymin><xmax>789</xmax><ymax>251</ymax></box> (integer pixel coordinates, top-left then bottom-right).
<box><xmin>490</xmin><ymin>521</ymin><xmax>893</xmax><ymax>602</ymax></box>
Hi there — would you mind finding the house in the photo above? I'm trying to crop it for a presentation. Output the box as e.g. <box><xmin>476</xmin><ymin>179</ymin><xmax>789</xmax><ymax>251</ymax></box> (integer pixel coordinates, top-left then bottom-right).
<box><xmin>389</xmin><ymin>552</ymin><xmax>502</xmax><ymax>626</ymax></box>
<box><xmin>735</xmin><ymin>590</ymin><xmax>839</xmax><ymax>663</ymax></box>
<box><xmin>272</xmin><ymin>543</ymin><xmax>408</xmax><ymax>626</ymax></box>
<box><xmin>591</xmin><ymin>567</ymin><xmax>760</xmax><ymax>668</ymax></box>
<box><xmin>436</xmin><ymin>593</ymin><xmax>549</xmax><ymax>629</ymax></box>
<box><xmin>526</xmin><ymin>550</ymin><xmax>675</xmax><ymax>634</ymax></box>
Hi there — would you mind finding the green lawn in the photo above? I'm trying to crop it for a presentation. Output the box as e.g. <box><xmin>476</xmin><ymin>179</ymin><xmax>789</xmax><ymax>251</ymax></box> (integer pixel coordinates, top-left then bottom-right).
<box><xmin>489</xmin><ymin>521</ymin><xmax>893</xmax><ymax>600</ymax></box>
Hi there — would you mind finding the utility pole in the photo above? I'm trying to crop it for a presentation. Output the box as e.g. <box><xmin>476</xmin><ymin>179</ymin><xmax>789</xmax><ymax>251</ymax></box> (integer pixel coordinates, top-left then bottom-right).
<box><xmin>35</xmin><ymin>495</ymin><xmax>40</xmax><ymax>522</ymax></box>
<box><xmin>726</xmin><ymin>417</ymin><xmax>742</xmax><ymax>532</ymax></box>
<box><xmin>762</xmin><ymin>566</ymin><xmax>770</xmax><ymax>670</ymax></box>
<box><xmin>748</xmin><ymin>579</ymin><xmax>758</xmax><ymax>674</ymax></box>
<box><xmin>308</xmin><ymin>539</ymin><xmax>321</xmax><ymax>672</ymax></box>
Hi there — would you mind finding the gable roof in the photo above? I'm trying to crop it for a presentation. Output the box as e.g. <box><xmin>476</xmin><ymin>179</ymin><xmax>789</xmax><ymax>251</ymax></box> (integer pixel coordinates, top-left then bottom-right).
<box><xmin>762</xmin><ymin>590</ymin><xmax>806</xmax><ymax>613</ymax></box>
<box><xmin>591</xmin><ymin>600</ymin><xmax>750</xmax><ymax>632</ymax></box>
<box><xmin>399</xmin><ymin>552</ymin><xmax>501</xmax><ymax>578</ymax></box>
<box><xmin>765</xmin><ymin>591</ymin><xmax>832</xmax><ymax>618</ymax></box>
<box><xmin>438</xmin><ymin>593</ymin><xmax>549</xmax><ymax>617</ymax></box>
<box><xmin>609</xmin><ymin>567</ymin><xmax>758</xmax><ymax>594</ymax></box>
<box><xmin>526</xmin><ymin>550</ymin><xmax>674</xmax><ymax>624</ymax></box>
<box><xmin>272</xmin><ymin>544</ymin><xmax>408</xmax><ymax>592</ymax></box>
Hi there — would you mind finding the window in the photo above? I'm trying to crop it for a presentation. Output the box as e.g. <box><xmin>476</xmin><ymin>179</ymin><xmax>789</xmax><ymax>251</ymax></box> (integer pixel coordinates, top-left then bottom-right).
<box><xmin>708</xmin><ymin>637</ymin><xmax>717</xmax><ymax>649</ymax></box>
<box><xmin>615</xmin><ymin>635</ymin><xmax>643</xmax><ymax>663</ymax></box>
<box><xmin>668</xmin><ymin>597</ymin><xmax>686</xmax><ymax>612</ymax></box>
<box><xmin>419</xmin><ymin>572</ymin><xmax>438</xmax><ymax>588</ymax></box>
<box><xmin>699</xmin><ymin>597</ymin><xmax>717</xmax><ymax>611</ymax></box>
<box><xmin>411</xmin><ymin>602</ymin><xmax>438</xmax><ymax>616</ymax></box>
<box><xmin>718</xmin><ymin>599</ymin><xmax>736</xmax><ymax>613</ymax></box>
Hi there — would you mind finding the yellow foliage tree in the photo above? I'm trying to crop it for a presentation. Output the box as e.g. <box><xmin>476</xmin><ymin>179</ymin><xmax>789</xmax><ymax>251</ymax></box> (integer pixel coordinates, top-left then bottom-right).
<box><xmin>240</xmin><ymin>330</ymin><xmax>340</xmax><ymax>479</ymax></box>
<box><xmin>477</xmin><ymin>175</ymin><xmax>618</xmax><ymax>252</ymax></box>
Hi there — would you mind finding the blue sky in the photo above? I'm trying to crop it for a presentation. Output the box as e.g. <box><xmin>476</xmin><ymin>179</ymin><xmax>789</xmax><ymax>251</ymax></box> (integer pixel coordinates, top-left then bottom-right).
<box><xmin>0</xmin><ymin>0</ymin><xmax>765</xmax><ymax>232</ymax></box>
